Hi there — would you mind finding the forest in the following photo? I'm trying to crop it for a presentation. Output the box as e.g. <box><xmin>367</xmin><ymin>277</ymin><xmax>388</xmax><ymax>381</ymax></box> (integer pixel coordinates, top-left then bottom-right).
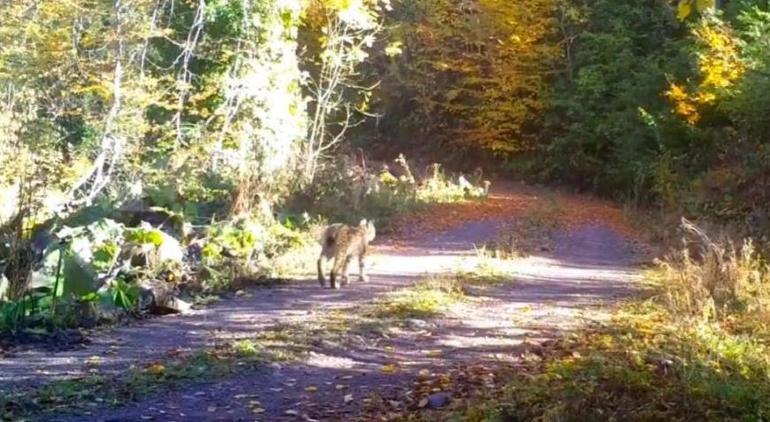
<box><xmin>1</xmin><ymin>0</ymin><xmax>770</xmax><ymax>420</ymax></box>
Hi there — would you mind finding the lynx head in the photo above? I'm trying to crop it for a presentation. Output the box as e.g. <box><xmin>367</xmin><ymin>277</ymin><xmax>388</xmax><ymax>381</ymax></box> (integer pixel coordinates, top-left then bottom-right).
<box><xmin>359</xmin><ymin>218</ymin><xmax>376</xmax><ymax>243</ymax></box>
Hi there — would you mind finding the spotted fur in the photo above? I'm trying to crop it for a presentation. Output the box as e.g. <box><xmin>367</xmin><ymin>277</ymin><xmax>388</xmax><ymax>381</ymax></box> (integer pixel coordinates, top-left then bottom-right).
<box><xmin>317</xmin><ymin>219</ymin><xmax>376</xmax><ymax>289</ymax></box>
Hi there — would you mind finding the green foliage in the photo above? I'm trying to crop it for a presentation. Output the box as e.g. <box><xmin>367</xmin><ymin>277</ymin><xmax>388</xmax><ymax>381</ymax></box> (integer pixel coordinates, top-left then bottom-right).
<box><xmin>0</xmin><ymin>299</ymin><xmax>27</xmax><ymax>334</ymax></box>
<box><xmin>125</xmin><ymin>225</ymin><xmax>165</xmax><ymax>248</ymax></box>
<box><xmin>1</xmin><ymin>216</ymin><xmax>187</xmax><ymax>332</ymax></box>
<box><xmin>372</xmin><ymin>276</ymin><xmax>465</xmax><ymax>319</ymax></box>
<box><xmin>109</xmin><ymin>279</ymin><xmax>140</xmax><ymax>313</ymax></box>
<box><xmin>543</xmin><ymin>0</ymin><xmax>690</xmax><ymax>200</ymax></box>
<box><xmin>232</xmin><ymin>339</ymin><xmax>260</xmax><ymax>357</ymax></box>
<box><xmin>195</xmin><ymin>212</ymin><xmax>319</xmax><ymax>289</ymax></box>
<box><xmin>725</xmin><ymin>7</ymin><xmax>770</xmax><ymax>139</ymax></box>
<box><xmin>203</xmin><ymin>218</ymin><xmax>264</xmax><ymax>262</ymax></box>
<box><xmin>537</xmin><ymin>0</ymin><xmax>770</xmax><ymax>228</ymax></box>
<box><xmin>60</xmin><ymin>250</ymin><xmax>98</xmax><ymax>298</ymax></box>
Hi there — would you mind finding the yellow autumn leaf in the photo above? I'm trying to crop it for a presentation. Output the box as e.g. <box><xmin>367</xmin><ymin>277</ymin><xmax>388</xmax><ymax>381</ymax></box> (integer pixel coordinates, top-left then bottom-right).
<box><xmin>326</xmin><ymin>0</ymin><xmax>353</xmax><ymax>11</ymax></box>
<box><xmin>147</xmin><ymin>363</ymin><xmax>166</xmax><ymax>375</ymax></box>
<box><xmin>695</xmin><ymin>91</ymin><xmax>716</xmax><ymax>104</ymax></box>
<box><xmin>677</xmin><ymin>0</ymin><xmax>693</xmax><ymax>21</ymax></box>
<box><xmin>304</xmin><ymin>385</ymin><xmax>318</xmax><ymax>392</ymax></box>
<box><xmin>380</xmin><ymin>364</ymin><xmax>397</xmax><ymax>373</ymax></box>
<box><xmin>665</xmin><ymin>83</ymin><xmax>688</xmax><ymax>102</ymax></box>
<box><xmin>696</xmin><ymin>0</ymin><xmax>715</xmax><ymax>12</ymax></box>
<box><xmin>385</xmin><ymin>41</ymin><xmax>403</xmax><ymax>57</ymax></box>
<box><xmin>85</xmin><ymin>356</ymin><xmax>102</xmax><ymax>366</ymax></box>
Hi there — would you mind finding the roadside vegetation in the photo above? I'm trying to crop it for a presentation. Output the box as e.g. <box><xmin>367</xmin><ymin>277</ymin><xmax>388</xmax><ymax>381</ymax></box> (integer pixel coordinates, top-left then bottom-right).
<box><xmin>0</xmin><ymin>0</ymin><xmax>490</xmax><ymax>342</ymax></box>
<box><xmin>406</xmin><ymin>218</ymin><xmax>770</xmax><ymax>421</ymax></box>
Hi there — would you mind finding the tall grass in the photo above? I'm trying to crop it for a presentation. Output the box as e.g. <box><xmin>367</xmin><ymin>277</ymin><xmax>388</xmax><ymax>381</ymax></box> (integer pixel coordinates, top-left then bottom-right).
<box><xmin>653</xmin><ymin>218</ymin><xmax>770</xmax><ymax>325</ymax></box>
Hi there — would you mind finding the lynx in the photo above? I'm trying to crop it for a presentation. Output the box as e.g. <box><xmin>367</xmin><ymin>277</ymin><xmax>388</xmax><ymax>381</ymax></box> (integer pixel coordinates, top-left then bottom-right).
<box><xmin>317</xmin><ymin>219</ymin><xmax>376</xmax><ymax>289</ymax></box>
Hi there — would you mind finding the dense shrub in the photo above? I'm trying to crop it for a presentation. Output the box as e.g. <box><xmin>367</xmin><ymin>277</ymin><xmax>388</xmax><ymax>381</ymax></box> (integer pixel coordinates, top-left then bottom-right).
<box><xmin>289</xmin><ymin>153</ymin><xmax>489</xmax><ymax>229</ymax></box>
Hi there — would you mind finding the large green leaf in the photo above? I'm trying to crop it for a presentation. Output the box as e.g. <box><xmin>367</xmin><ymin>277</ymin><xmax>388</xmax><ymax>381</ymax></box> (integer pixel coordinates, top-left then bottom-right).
<box><xmin>62</xmin><ymin>251</ymin><xmax>98</xmax><ymax>297</ymax></box>
<box><xmin>678</xmin><ymin>1</ymin><xmax>693</xmax><ymax>21</ymax></box>
<box><xmin>126</xmin><ymin>223</ymin><xmax>165</xmax><ymax>247</ymax></box>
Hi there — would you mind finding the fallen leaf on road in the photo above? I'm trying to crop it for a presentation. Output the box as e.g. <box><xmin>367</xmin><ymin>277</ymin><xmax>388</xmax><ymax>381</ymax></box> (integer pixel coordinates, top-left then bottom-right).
<box><xmin>304</xmin><ymin>386</ymin><xmax>318</xmax><ymax>392</ymax></box>
<box><xmin>85</xmin><ymin>356</ymin><xmax>102</xmax><ymax>366</ymax></box>
<box><xmin>344</xmin><ymin>394</ymin><xmax>354</xmax><ymax>404</ymax></box>
<box><xmin>147</xmin><ymin>363</ymin><xmax>165</xmax><ymax>375</ymax></box>
<box><xmin>381</xmin><ymin>364</ymin><xmax>397</xmax><ymax>374</ymax></box>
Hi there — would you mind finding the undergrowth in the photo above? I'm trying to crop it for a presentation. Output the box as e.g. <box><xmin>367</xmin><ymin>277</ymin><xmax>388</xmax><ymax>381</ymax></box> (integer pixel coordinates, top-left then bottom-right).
<box><xmin>434</xmin><ymin>219</ymin><xmax>770</xmax><ymax>422</ymax></box>
<box><xmin>371</xmin><ymin>276</ymin><xmax>467</xmax><ymax>319</ymax></box>
<box><xmin>454</xmin><ymin>302</ymin><xmax>770</xmax><ymax>422</ymax></box>
<box><xmin>293</xmin><ymin>154</ymin><xmax>489</xmax><ymax>232</ymax></box>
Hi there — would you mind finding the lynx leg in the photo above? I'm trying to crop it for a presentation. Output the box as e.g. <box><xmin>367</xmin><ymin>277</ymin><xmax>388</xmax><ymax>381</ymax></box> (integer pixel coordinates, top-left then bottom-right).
<box><xmin>341</xmin><ymin>255</ymin><xmax>353</xmax><ymax>286</ymax></box>
<box><xmin>358</xmin><ymin>254</ymin><xmax>369</xmax><ymax>282</ymax></box>
<box><xmin>317</xmin><ymin>255</ymin><xmax>326</xmax><ymax>287</ymax></box>
<box><xmin>329</xmin><ymin>258</ymin><xmax>340</xmax><ymax>290</ymax></box>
